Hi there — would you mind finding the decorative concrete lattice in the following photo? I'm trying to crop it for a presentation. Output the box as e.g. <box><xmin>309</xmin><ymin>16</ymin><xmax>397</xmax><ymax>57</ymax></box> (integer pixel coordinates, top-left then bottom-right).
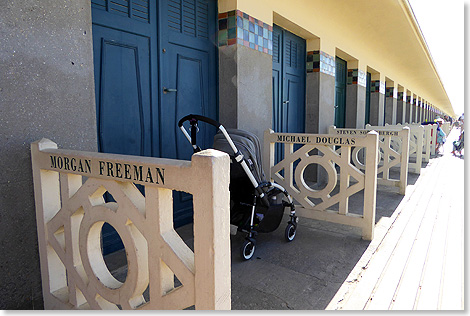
<box><xmin>367</xmin><ymin>124</ymin><xmax>424</xmax><ymax>174</ymax></box>
<box><xmin>264</xmin><ymin>130</ymin><xmax>379</xmax><ymax>240</ymax></box>
<box><xmin>329</xmin><ymin>126</ymin><xmax>410</xmax><ymax>195</ymax></box>
<box><xmin>31</xmin><ymin>139</ymin><xmax>231</xmax><ymax>310</ymax></box>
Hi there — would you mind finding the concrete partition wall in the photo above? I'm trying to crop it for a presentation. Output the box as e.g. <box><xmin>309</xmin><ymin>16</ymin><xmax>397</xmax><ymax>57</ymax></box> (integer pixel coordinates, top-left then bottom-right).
<box><xmin>345</xmin><ymin>62</ymin><xmax>367</xmax><ymax>128</ymax></box>
<box><xmin>396</xmin><ymin>90</ymin><xmax>405</xmax><ymax>124</ymax></box>
<box><xmin>306</xmin><ymin>47</ymin><xmax>336</xmax><ymax>134</ymax></box>
<box><xmin>264</xmin><ymin>129</ymin><xmax>379</xmax><ymax>240</ymax></box>
<box><xmin>369</xmin><ymin>75</ymin><xmax>385</xmax><ymax>126</ymax></box>
<box><xmin>219</xmin><ymin>44</ymin><xmax>272</xmax><ymax>142</ymax></box>
<box><xmin>384</xmin><ymin>81</ymin><xmax>397</xmax><ymax>125</ymax></box>
<box><xmin>0</xmin><ymin>1</ymin><xmax>97</xmax><ymax>309</ymax></box>
<box><xmin>31</xmin><ymin>139</ymin><xmax>231</xmax><ymax>310</ymax></box>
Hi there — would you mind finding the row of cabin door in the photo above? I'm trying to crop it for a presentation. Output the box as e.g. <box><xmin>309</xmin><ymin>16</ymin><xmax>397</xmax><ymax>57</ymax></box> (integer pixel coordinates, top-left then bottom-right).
<box><xmin>91</xmin><ymin>0</ymin><xmax>218</xmax><ymax>254</ymax></box>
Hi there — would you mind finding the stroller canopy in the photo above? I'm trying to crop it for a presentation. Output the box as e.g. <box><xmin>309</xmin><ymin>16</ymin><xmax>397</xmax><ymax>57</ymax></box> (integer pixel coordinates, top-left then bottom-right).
<box><xmin>213</xmin><ymin>128</ymin><xmax>266</xmax><ymax>184</ymax></box>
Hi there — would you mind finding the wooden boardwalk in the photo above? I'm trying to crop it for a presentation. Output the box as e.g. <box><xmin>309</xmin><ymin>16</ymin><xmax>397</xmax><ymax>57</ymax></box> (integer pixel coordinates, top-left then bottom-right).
<box><xmin>327</xmin><ymin>127</ymin><xmax>464</xmax><ymax>310</ymax></box>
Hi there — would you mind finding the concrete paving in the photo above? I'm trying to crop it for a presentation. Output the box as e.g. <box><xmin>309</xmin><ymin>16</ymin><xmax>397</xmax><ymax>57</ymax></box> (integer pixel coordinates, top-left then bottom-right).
<box><xmin>104</xmin><ymin>126</ymin><xmax>464</xmax><ymax>310</ymax></box>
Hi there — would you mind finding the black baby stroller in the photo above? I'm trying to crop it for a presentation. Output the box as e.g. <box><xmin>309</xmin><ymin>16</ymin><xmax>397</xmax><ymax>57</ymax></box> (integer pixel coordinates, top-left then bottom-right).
<box><xmin>178</xmin><ymin>114</ymin><xmax>298</xmax><ymax>260</ymax></box>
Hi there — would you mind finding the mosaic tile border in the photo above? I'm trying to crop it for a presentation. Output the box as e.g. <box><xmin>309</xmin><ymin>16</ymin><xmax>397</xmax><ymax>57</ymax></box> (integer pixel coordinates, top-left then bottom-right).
<box><xmin>306</xmin><ymin>51</ymin><xmax>335</xmax><ymax>76</ymax></box>
<box><xmin>385</xmin><ymin>87</ymin><xmax>398</xmax><ymax>98</ymax></box>
<box><xmin>347</xmin><ymin>69</ymin><xmax>366</xmax><ymax>87</ymax></box>
<box><xmin>370</xmin><ymin>80</ymin><xmax>386</xmax><ymax>94</ymax></box>
<box><xmin>218</xmin><ymin>10</ymin><xmax>273</xmax><ymax>55</ymax></box>
<box><xmin>406</xmin><ymin>96</ymin><xmax>411</xmax><ymax>103</ymax></box>
<box><xmin>397</xmin><ymin>92</ymin><xmax>406</xmax><ymax>102</ymax></box>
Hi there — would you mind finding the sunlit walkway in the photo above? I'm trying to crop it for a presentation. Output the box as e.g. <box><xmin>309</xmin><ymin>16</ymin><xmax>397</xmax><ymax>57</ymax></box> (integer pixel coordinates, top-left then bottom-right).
<box><xmin>327</xmin><ymin>127</ymin><xmax>464</xmax><ymax>310</ymax></box>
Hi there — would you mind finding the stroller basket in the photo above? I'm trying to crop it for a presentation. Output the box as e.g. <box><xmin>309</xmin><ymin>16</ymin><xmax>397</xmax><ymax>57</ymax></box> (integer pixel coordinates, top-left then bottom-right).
<box><xmin>178</xmin><ymin>114</ymin><xmax>298</xmax><ymax>260</ymax></box>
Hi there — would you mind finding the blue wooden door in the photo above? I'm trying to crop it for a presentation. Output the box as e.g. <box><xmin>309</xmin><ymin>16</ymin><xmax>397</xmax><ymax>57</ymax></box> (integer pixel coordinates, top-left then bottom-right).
<box><xmin>272</xmin><ymin>25</ymin><xmax>306</xmax><ymax>134</ymax></box>
<box><xmin>335</xmin><ymin>57</ymin><xmax>347</xmax><ymax>128</ymax></box>
<box><xmin>272</xmin><ymin>25</ymin><xmax>306</xmax><ymax>163</ymax></box>
<box><xmin>92</xmin><ymin>0</ymin><xmax>217</xmax><ymax>253</ymax></box>
<box><xmin>159</xmin><ymin>0</ymin><xmax>218</xmax><ymax>227</ymax></box>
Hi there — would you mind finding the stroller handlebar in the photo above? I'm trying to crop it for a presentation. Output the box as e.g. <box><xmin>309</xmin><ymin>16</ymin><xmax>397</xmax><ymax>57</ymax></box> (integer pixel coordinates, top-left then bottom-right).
<box><xmin>178</xmin><ymin>114</ymin><xmax>221</xmax><ymax>129</ymax></box>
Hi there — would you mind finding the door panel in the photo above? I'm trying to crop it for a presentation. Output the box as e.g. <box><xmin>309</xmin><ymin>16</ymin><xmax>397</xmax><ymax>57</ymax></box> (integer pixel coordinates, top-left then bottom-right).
<box><xmin>335</xmin><ymin>57</ymin><xmax>347</xmax><ymax>128</ymax></box>
<box><xmin>272</xmin><ymin>25</ymin><xmax>305</xmax><ymax>164</ymax></box>
<box><xmin>272</xmin><ymin>25</ymin><xmax>305</xmax><ymax>134</ymax></box>
<box><xmin>92</xmin><ymin>0</ymin><xmax>218</xmax><ymax>251</ymax></box>
<box><xmin>92</xmin><ymin>0</ymin><xmax>156</xmax><ymax>255</ymax></box>
<box><xmin>160</xmin><ymin>0</ymin><xmax>218</xmax><ymax>227</ymax></box>
<box><xmin>95</xmin><ymin>29</ymin><xmax>151</xmax><ymax>156</ymax></box>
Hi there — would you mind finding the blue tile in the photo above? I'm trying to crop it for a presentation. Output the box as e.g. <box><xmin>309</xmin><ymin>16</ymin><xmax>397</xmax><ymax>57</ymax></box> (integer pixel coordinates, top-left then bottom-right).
<box><xmin>268</xmin><ymin>49</ymin><xmax>273</xmax><ymax>55</ymax></box>
<box><xmin>254</xmin><ymin>24</ymin><xmax>258</xmax><ymax>35</ymax></box>
<box><xmin>237</xmin><ymin>38</ymin><xmax>244</xmax><ymax>45</ymax></box>
<box><xmin>268</xmin><ymin>40</ymin><xmax>272</xmax><ymax>50</ymax></box>
<box><xmin>263</xmin><ymin>28</ymin><xmax>268</xmax><ymax>39</ymax></box>
<box><xmin>258</xmin><ymin>26</ymin><xmax>263</xmax><ymax>36</ymax></box>
<box><xmin>249</xmin><ymin>42</ymin><xmax>255</xmax><ymax>49</ymax></box>
<box><xmin>249</xmin><ymin>21</ymin><xmax>255</xmax><ymax>33</ymax></box>
<box><xmin>263</xmin><ymin>38</ymin><xmax>268</xmax><ymax>48</ymax></box>
<box><xmin>254</xmin><ymin>34</ymin><xmax>258</xmax><ymax>44</ymax></box>
<box><xmin>249</xmin><ymin>32</ymin><xmax>255</xmax><ymax>43</ymax></box>
<box><xmin>243</xmin><ymin>29</ymin><xmax>249</xmax><ymax>41</ymax></box>
<box><xmin>237</xmin><ymin>16</ymin><xmax>243</xmax><ymax>28</ymax></box>
<box><xmin>237</xmin><ymin>27</ymin><xmax>243</xmax><ymax>39</ymax></box>
<box><xmin>258</xmin><ymin>46</ymin><xmax>263</xmax><ymax>52</ymax></box>
<box><xmin>243</xmin><ymin>19</ymin><xmax>249</xmax><ymax>30</ymax></box>
<box><xmin>269</xmin><ymin>31</ymin><xmax>272</xmax><ymax>40</ymax></box>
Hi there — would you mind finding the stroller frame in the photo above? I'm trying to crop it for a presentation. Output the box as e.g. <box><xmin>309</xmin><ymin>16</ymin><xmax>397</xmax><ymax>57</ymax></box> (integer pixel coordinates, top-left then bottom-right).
<box><xmin>178</xmin><ymin>114</ymin><xmax>298</xmax><ymax>260</ymax></box>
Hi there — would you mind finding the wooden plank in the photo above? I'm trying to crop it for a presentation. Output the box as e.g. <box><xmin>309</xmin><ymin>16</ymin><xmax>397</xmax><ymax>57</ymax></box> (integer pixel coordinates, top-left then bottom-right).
<box><xmin>340</xmin><ymin>166</ymin><xmax>435</xmax><ymax>310</ymax></box>
<box><xmin>390</xmin><ymin>190</ymin><xmax>442</xmax><ymax>309</ymax></box>
<box><xmin>413</xmin><ymin>192</ymin><xmax>451</xmax><ymax>310</ymax></box>
<box><xmin>360</xmin><ymin>158</ymin><xmax>443</xmax><ymax>310</ymax></box>
<box><xmin>439</xmin><ymin>179</ymin><xmax>464</xmax><ymax>309</ymax></box>
<box><xmin>365</xmin><ymin>183</ymin><xmax>436</xmax><ymax>310</ymax></box>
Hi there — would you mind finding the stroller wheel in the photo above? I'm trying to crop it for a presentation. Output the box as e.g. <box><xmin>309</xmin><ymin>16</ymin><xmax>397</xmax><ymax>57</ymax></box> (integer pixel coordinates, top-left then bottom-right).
<box><xmin>240</xmin><ymin>239</ymin><xmax>256</xmax><ymax>261</ymax></box>
<box><xmin>285</xmin><ymin>223</ymin><xmax>297</xmax><ymax>242</ymax></box>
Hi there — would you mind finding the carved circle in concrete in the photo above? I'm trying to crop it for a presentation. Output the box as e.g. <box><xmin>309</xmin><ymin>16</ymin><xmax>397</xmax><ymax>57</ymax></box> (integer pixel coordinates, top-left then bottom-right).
<box><xmin>79</xmin><ymin>202</ymin><xmax>149</xmax><ymax>305</ymax></box>
<box><xmin>294</xmin><ymin>154</ymin><xmax>337</xmax><ymax>197</ymax></box>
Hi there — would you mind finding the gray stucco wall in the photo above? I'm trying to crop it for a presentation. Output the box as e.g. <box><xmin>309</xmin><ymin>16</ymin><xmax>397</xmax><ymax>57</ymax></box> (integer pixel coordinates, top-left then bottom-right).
<box><xmin>405</xmin><ymin>102</ymin><xmax>411</xmax><ymax>123</ymax></box>
<box><xmin>369</xmin><ymin>92</ymin><xmax>385</xmax><ymax>126</ymax></box>
<box><xmin>306</xmin><ymin>72</ymin><xmax>335</xmax><ymax>134</ymax></box>
<box><xmin>345</xmin><ymin>84</ymin><xmax>366</xmax><ymax>128</ymax></box>
<box><xmin>396</xmin><ymin>100</ymin><xmax>404</xmax><ymax>124</ymax></box>
<box><xmin>0</xmin><ymin>1</ymin><xmax>96</xmax><ymax>309</ymax></box>
<box><xmin>219</xmin><ymin>44</ymin><xmax>272</xmax><ymax>143</ymax></box>
<box><xmin>384</xmin><ymin>97</ymin><xmax>397</xmax><ymax>125</ymax></box>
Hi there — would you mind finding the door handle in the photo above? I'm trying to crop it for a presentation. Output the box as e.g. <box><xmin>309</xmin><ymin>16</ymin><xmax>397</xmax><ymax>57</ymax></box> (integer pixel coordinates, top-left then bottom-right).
<box><xmin>334</xmin><ymin>105</ymin><xmax>339</xmax><ymax>109</ymax></box>
<box><xmin>163</xmin><ymin>87</ymin><xmax>177</xmax><ymax>94</ymax></box>
<box><xmin>283</xmin><ymin>100</ymin><xmax>289</xmax><ymax>105</ymax></box>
